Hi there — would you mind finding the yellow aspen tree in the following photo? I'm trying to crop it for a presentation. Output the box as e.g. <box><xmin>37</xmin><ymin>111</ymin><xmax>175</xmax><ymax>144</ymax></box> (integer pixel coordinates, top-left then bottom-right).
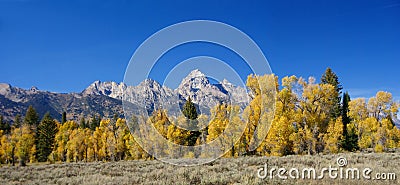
<box><xmin>323</xmin><ymin>118</ymin><xmax>344</xmax><ymax>153</ymax></box>
<box><xmin>167</xmin><ymin>117</ymin><xmax>191</xmax><ymax>144</ymax></box>
<box><xmin>54</xmin><ymin>120</ymin><xmax>77</xmax><ymax>162</ymax></box>
<box><xmin>147</xmin><ymin>110</ymin><xmax>172</xmax><ymax>156</ymax></box>
<box><xmin>83</xmin><ymin>128</ymin><xmax>92</xmax><ymax>162</ymax></box>
<box><xmin>66</xmin><ymin>128</ymin><xmax>86</xmax><ymax>162</ymax></box>
<box><xmin>0</xmin><ymin>130</ymin><xmax>6</xmax><ymax>163</ymax></box>
<box><xmin>151</xmin><ymin>110</ymin><xmax>170</xmax><ymax>138</ymax></box>
<box><xmin>92</xmin><ymin>121</ymin><xmax>105</xmax><ymax>161</ymax></box>
<box><xmin>207</xmin><ymin>104</ymin><xmax>244</xmax><ymax>158</ymax></box>
<box><xmin>105</xmin><ymin>127</ymin><xmax>116</xmax><ymax>161</ymax></box>
<box><xmin>297</xmin><ymin>77</ymin><xmax>336</xmax><ymax>153</ymax></box>
<box><xmin>348</xmin><ymin>98</ymin><xmax>368</xmax><ymax>122</ymax></box>
<box><xmin>243</xmin><ymin>74</ymin><xmax>277</xmax><ymax>155</ymax></box>
<box><xmin>195</xmin><ymin>114</ymin><xmax>209</xmax><ymax>146</ymax></box>
<box><xmin>289</xmin><ymin>125</ymin><xmax>316</xmax><ymax>155</ymax></box>
<box><xmin>115</xmin><ymin>118</ymin><xmax>130</xmax><ymax>161</ymax></box>
<box><xmin>127</xmin><ymin>133</ymin><xmax>148</xmax><ymax>160</ymax></box>
<box><xmin>387</xmin><ymin>126</ymin><xmax>400</xmax><ymax>148</ymax></box>
<box><xmin>207</xmin><ymin>104</ymin><xmax>229</xmax><ymax>143</ymax></box>
<box><xmin>368</xmin><ymin>91</ymin><xmax>395</xmax><ymax>121</ymax></box>
<box><xmin>87</xmin><ymin>135</ymin><xmax>96</xmax><ymax>162</ymax></box>
<box><xmin>298</xmin><ymin>77</ymin><xmax>335</xmax><ymax>132</ymax></box>
<box><xmin>265</xmin><ymin>116</ymin><xmax>294</xmax><ymax>156</ymax></box>
<box><xmin>358</xmin><ymin>117</ymin><xmax>379</xmax><ymax>149</ymax></box>
<box><xmin>373</xmin><ymin>118</ymin><xmax>395</xmax><ymax>151</ymax></box>
<box><xmin>3</xmin><ymin>134</ymin><xmax>16</xmax><ymax>164</ymax></box>
<box><xmin>95</xmin><ymin>119</ymin><xmax>116</xmax><ymax>161</ymax></box>
<box><xmin>29</xmin><ymin>145</ymin><xmax>36</xmax><ymax>163</ymax></box>
<box><xmin>6</xmin><ymin>129</ymin><xmax>18</xmax><ymax>165</ymax></box>
<box><xmin>221</xmin><ymin>105</ymin><xmax>245</xmax><ymax>158</ymax></box>
<box><xmin>165</xmin><ymin>122</ymin><xmax>188</xmax><ymax>158</ymax></box>
<box><xmin>262</xmin><ymin>76</ymin><xmax>299</xmax><ymax>156</ymax></box>
<box><xmin>12</xmin><ymin>125</ymin><xmax>35</xmax><ymax>166</ymax></box>
<box><xmin>349</xmin><ymin>92</ymin><xmax>399</xmax><ymax>152</ymax></box>
<box><xmin>167</xmin><ymin>123</ymin><xmax>181</xmax><ymax>145</ymax></box>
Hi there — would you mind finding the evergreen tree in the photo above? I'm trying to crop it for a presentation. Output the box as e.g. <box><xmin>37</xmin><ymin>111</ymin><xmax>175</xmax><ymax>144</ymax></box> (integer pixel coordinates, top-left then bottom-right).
<box><xmin>90</xmin><ymin>114</ymin><xmax>101</xmax><ymax>131</ymax></box>
<box><xmin>180</xmin><ymin>98</ymin><xmax>200</xmax><ymax>146</ymax></box>
<box><xmin>341</xmin><ymin>92</ymin><xmax>351</xmax><ymax>126</ymax></box>
<box><xmin>341</xmin><ymin>92</ymin><xmax>355</xmax><ymax>151</ymax></box>
<box><xmin>321</xmin><ymin>67</ymin><xmax>342</xmax><ymax>95</ymax></box>
<box><xmin>14</xmin><ymin>114</ymin><xmax>22</xmax><ymax>128</ymax></box>
<box><xmin>36</xmin><ymin>112</ymin><xmax>58</xmax><ymax>162</ymax></box>
<box><xmin>61</xmin><ymin>111</ymin><xmax>67</xmax><ymax>124</ymax></box>
<box><xmin>0</xmin><ymin>115</ymin><xmax>11</xmax><ymax>134</ymax></box>
<box><xmin>80</xmin><ymin>117</ymin><xmax>87</xmax><ymax>129</ymax></box>
<box><xmin>24</xmin><ymin>105</ymin><xmax>39</xmax><ymax>127</ymax></box>
<box><xmin>182</xmin><ymin>97</ymin><xmax>198</xmax><ymax>120</ymax></box>
<box><xmin>345</xmin><ymin>123</ymin><xmax>359</xmax><ymax>151</ymax></box>
<box><xmin>321</xmin><ymin>67</ymin><xmax>343</xmax><ymax>118</ymax></box>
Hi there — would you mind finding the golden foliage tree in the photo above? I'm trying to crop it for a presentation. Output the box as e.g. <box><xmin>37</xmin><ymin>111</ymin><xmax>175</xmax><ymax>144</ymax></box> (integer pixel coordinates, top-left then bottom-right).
<box><xmin>262</xmin><ymin>76</ymin><xmax>298</xmax><ymax>156</ymax></box>
<box><xmin>12</xmin><ymin>125</ymin><xmax>36</xmax><ymax>166</ymax></box>
<box><xmin>323</xmin><ymin>118</ymin><xmax>344</xmax><ymax>153</ymax></box>
<box><xmin>207</xmin><ymin>104</ymin><xmax>244</xmax><ymax>157</ymax></box>
<box><xmin>243</xmin><ymin>74</ymin><xmax>277</xmax><ymax>155</ymax></box>
<box><xmin>53</xmin><ymin>120</ymin><xmax>77</xmax><ymax>162</ymax></box>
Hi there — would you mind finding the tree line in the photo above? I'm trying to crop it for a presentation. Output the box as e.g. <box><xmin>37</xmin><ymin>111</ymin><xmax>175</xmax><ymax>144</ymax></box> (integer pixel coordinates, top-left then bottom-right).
<box><xmin>0</xmin><ymin>68</ymin><xmax>399</xmax><ymax>166</ymax></box>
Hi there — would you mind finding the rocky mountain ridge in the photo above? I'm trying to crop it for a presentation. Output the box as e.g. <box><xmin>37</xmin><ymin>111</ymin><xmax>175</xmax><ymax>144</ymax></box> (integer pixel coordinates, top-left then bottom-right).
<box><xmin>0</xmin><ymin>70</ymin><xmax>248</xmax><ymax>122</ymax></box>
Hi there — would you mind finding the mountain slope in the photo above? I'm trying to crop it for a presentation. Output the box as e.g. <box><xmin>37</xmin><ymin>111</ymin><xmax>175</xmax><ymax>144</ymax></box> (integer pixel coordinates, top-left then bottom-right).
<box><xmin>0</xmin><ymin>83</ymin><xmax>126</xmax><ymax>122</ymax></box>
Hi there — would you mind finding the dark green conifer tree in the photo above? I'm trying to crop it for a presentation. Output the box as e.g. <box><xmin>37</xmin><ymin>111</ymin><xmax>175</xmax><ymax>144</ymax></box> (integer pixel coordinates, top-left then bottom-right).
<box><xmin>182</xmin><ymin>97</ymin><xmax>198</xmax><ymax>120</ymax></box>
<box><xmin>24</xmin><ymin>105</ymin><xmax>39</xmax><ymax>127</ymax></box>
<box><xmin>181</xmin><ymin>97</ymin><xmax>200</xmax><ymax>146</ymax></box>
<box><xmin>341</xmin><ymin>92</ymin><xmax>359</xmax><ymax>151</ymax></box>
<box><xmin>0</xmin><ymin>115</ymin><xmax>11</xmax><ymax>134</ymax></box>
<box><xmin>80</xmin><ymin>117</ymin><xmax>87</xmax><ymax>129</ymax></box>
<box><xmin>14</xmin><ymin>114</ymin><xmax>22</xmax><ymax>128</ymax></box>
<box><xmin>36</xmin><ymin>112</ymin><xmax>58</xmax><ymax>162</ymax></box>
<box><xmin>90</xmin><ymin>114</ymin><xmax>101</xmax><ymax>131</ymax></box>
<box><xmin>61</xmin><ymin>111</ymin><xmax>67</xmax><ymax>124</ymax></box>
<box><xmin>321</xmin><ymin>67</ymin><xmax>343</xmax><ymax>118</ymax></box>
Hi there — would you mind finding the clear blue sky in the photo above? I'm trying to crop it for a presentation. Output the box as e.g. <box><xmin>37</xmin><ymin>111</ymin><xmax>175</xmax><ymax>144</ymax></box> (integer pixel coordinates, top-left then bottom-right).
<box><xmin>0</xmin><ymin>0</ymin><xmax>399</xmax><ymax>99</ymax></box>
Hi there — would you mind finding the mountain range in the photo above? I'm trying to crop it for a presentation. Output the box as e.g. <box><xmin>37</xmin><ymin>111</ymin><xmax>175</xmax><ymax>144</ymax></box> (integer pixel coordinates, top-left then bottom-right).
<box><xmin>3</xmin><ymin>69</ymin><xmax>399</xmax><ymax>129</ymax></box>
<box><xmin>0</xmin><ymin>70</ymin><xmax>248</xmax><ymax>122</ymax></box>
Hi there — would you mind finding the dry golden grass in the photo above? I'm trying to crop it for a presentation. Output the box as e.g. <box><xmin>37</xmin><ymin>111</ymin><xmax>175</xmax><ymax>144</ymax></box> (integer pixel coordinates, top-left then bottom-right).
<box><xmin>0</xmin><ymin>152</ymin><xmax>399</xmax><ymax>185</ymax></box>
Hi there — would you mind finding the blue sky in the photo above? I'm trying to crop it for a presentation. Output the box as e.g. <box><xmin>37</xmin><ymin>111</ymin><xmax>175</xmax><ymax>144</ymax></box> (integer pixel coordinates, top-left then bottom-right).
<box><xmin>0</xmin><ymin>0</ymin><xmax>399</xmax><ymax>99</ymax></box>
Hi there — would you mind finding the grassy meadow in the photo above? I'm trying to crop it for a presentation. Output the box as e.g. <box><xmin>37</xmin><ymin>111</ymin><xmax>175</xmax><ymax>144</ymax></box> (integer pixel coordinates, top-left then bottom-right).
<box><xmin>0</xmin><ymin>152</ymin><xmax>399</xmax><ymax>185</ymax></box>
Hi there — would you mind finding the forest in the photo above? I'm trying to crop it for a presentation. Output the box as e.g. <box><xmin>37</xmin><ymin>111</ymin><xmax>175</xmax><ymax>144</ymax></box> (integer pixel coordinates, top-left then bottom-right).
<box><xmin>0</xmin><ymin>68</ymin><xmax>399</xmax><ymax>166</ymax></box>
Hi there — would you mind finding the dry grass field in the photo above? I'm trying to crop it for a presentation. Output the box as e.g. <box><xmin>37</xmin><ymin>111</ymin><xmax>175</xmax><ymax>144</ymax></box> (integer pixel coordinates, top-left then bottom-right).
<box><xmin>1</xmin><ymin>152</ymin><xmax>399</xmax><ymax>185</ymax></box>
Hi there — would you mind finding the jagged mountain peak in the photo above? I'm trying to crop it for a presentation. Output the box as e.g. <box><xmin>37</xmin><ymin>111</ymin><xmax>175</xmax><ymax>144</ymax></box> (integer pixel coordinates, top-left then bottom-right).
<box><xmin>0</xmin><ymin>83</ymin><xmax>43</xmax><ymax>103</ymax></box>
<box><xmin>30</xmin><ymin>86</ymin><xmax>39</xmax><ymax>92</ymax></box>
<box><xmin>175</xmin><ymin>70</ymin><xmax>246</xmax><ymax>114</ymax></box>
<box><xmin>0</xmin><ymin>83</ymin><xmax>12</xmax><ymax>95</ymax></box>
<box><xmin>82</xmin><ymin>80</ymin><xmax>127</xmax><ymax>98</ymax></box>
<box><xmin>87</xmin><ymin>80</ymin><xmax>125</xmax><ymax>88</ymax></box>
<box><xmin>178</xmin><ymin>70</ymin><xmax>210</xmax><ymax>90</ymax></box>
<box><xmin>221</xmin><ymin>79</ymin><xmax>232</xmax><ymax>85</ymax></box>
<box><xmin>138</xmin><ymin>79</ymin><xmax>161</xmax><ymax>88</ymax></box>
<box><xmin>187</xmin><ymin>69</ymin><xmax>206</xmax><ymax>78</ymax></box>
<box><xmin>0</xmin><ymin>83</ymin><xmax>11</xmax><ymax>89</ymax></box>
